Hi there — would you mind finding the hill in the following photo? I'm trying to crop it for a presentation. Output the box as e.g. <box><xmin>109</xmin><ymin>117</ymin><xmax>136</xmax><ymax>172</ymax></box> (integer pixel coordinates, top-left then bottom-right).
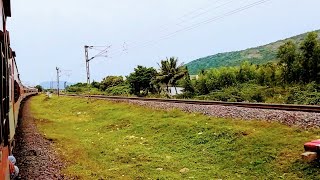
<box><xmin>186</xmin><ymin>30</ymin><xmax>320</xmax><ymax>75</ymax></box>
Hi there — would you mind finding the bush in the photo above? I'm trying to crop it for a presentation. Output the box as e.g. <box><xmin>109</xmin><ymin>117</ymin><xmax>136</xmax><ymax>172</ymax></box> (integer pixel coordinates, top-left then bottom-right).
<box><xmin>238</xmin><ymin>84</ymin><xmax>265</xmax><ymax>102</ymax></box>
<box><xmin>66</xmin><ymin>86</ymin><xmax>86</xmax><ymax>94</ymax></box>
<box><xmin>175</xmin><ymin>92</ymin><xmax>195</xmax><ymax>99</ymax></box>
<box><xmin>286</xmin><ymin>86</ymin><xmax>320</xmax><ymax>105</ymax></box>
<box><xmin>105</xmin><ymin>84</ymin><xmax>130</xmax><ymax>96</ymax></box>
<box><xmin>194</xmin><ymin>84</ymin><xmax>269</xmax><ymax>103</ymax></box>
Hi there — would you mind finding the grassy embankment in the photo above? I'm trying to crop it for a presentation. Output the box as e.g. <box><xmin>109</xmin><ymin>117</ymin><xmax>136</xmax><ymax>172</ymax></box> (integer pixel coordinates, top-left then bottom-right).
<box><xmin>30</xmin><ymin>95</ymin><xmax>320</xmax><ymax>179</ymax></box>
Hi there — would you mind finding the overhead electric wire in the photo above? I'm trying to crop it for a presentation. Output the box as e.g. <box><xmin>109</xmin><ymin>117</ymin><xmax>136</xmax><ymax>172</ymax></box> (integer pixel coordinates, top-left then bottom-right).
<box><xmin>109</xmin><ymin>0</ymin><xmax>237</xmax><ymax>56</ymax></box>
<box><xmin>177</xmin><ymin>0</ymin><xmax>224</xmax><ymax>20</ymax></box>
<box><xmin>89</xmin><ymin>47</ymin><xmax>107</xmax><ymax>52</ymax></box>
<box><xmin>93</xmin><ymin>45</ymin><xmax>111</xmax><ymax>58</ymax></box>
<box><xmin>90</xmin><ymin>46</ymin><xmax>112</xmax><ymax>48</ymax></box>
<box><xmin>156</xmin><ymin>0</ymin><xmax>228</xmax><ymax>32</ymax></box>
<box><xmin>109</xmin><ymin>0</ymin><xmax>270</xmax><ymax>58</ymax></box>
<box><xmin>147</xmin><ymin>0</ymin><xmax>271</xmax><ymax>45</ymax></box>
<box><xmin>87</xmin><ymin>45</ymin><xmax>112</xmax><ymax>60</ymax></box>
<box><xmin>175</xmin><ymin>0</ymin><xmax>236</xmax><ymax>26</ymax></box>
<box><xmin>106</xmin><ymin>0</ymin><xmax>236</xmax><ymax>57</ymax></box>
<box><xmin>131</xmin><ymin>0</ymin><xmax>237</xmax><ymax>52</ymax></box>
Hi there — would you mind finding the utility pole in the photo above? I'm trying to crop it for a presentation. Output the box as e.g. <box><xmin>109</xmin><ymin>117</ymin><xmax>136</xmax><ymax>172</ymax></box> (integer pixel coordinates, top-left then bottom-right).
<box><xmin>84</xmin><ymin>45</ymin><xmax>92</xmax><ymax>99</ymax></box>
<box><xmin>56</xmin><ymin>67</ymin><xmax>60</xmax><ymax>96</ymax></box>
<box><xmin>84</xmin><ymin>45</ymin><xmax>111</xmax><ymax>100</ymax></box>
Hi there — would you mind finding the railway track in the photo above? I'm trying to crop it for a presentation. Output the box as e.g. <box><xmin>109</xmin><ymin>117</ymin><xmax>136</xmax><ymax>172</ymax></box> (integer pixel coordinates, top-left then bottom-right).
<box><xmin>63</xmin><ymin>94</ymin><xmax>320</xmax><ymax>113</ymax></box>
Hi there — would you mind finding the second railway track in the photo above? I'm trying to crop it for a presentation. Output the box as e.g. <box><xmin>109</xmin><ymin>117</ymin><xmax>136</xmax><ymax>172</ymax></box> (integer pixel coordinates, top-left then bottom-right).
<box><xmin>63</xmin><ymin>94</ymin><xmax>320</xmax><ymax>113</ymax></box>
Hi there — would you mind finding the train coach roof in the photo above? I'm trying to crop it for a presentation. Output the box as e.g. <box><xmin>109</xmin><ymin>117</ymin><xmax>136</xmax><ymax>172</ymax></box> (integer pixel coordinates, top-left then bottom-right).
<box><xmin>3</xmin><ymin>0</ymin><xmax>11</xmax><ymax>17</ymax></box>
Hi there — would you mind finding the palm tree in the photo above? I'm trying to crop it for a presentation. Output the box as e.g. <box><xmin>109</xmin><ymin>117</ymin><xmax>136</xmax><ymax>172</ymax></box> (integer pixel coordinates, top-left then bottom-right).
<box><xmin>157</xmin><ymin>57</ymin><xmax>186</xmax><ymax>94</ymax></box>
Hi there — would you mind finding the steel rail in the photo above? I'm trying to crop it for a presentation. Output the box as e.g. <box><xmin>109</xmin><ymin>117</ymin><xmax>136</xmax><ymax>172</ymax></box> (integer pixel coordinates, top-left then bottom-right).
<box><xmin>63</xmin><ymin>94</ymin><xmax>320</xmax><ymax>113</ymax></box>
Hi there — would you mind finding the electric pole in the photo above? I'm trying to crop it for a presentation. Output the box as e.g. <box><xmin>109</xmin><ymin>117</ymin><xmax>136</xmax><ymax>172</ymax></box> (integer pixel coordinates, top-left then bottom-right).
<box><xmin>56</xmin><ymin>67</ymin><xmax>60</xmax><ymax>96</ymax></box>
<box><xmin>85</xmin><ymin>45</ymin><xmax>92</xmax><ymax>99</ymax></box>
<box><xmin>84</xmin><ymin>45</ymin><xmax>111</xmax><ymax>100</ymax></box>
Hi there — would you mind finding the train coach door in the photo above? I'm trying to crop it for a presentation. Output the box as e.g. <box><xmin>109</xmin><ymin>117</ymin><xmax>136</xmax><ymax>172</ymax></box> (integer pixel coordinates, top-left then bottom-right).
<box><xmin>0</xmin><ymin>35</ymin><xmax>2</xmax><ymax>146</ymax></box>
<box><xmin>0</xmin><ymin>38</ymin><xmax>9</xmax><ymax>147</ymax></box>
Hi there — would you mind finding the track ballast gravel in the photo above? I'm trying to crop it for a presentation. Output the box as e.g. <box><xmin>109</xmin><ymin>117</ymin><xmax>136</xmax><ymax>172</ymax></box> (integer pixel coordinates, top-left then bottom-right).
<box><xmin>13</xmin><ymin>99</ymin><xmax>65</xmax><ymax>180</ymax></box>
<box><xmin>106</xmin><ymin>98</ymin><xmax>320</xmax><ymax>129</ymax></box>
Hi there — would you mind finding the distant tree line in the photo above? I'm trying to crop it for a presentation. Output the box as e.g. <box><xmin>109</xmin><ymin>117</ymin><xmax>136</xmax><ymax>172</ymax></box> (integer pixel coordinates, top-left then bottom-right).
<box><xmin>66</xmin><ymin>57</ymin><xmax>188</xmax><ymax>97</ymax></box>
<box><xmin>179</xmin><ymin>32</ymin><xmax>320</xmax><ymax>104</ymax></box>
<box><xmin>66</xmin><ymin>32</ymin><xmax>320</xmax><ymax>105</ymax></box>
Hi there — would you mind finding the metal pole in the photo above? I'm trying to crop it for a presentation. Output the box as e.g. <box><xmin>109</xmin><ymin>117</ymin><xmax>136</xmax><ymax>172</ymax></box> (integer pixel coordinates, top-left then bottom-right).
<box><xmin>85</xmin><ymin>46</ymin><xmax>90</xmax><ymax>99</ymax></box>
<box><xmin>84</xmin><ymin>45</ymin><xmax>110</xmax><ymax>101</ymax></box>
<box><xmin>56</xmin><ymin>67</ymin><xmax>60</xmax><ymax>96</ymax></box>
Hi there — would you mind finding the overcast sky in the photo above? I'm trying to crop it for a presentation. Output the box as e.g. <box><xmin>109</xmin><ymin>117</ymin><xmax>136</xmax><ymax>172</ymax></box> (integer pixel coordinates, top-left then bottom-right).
<box><xmin>7</xmin><ymin>0</ymin><xmax>320</xmax><ymax>86</ymax></box>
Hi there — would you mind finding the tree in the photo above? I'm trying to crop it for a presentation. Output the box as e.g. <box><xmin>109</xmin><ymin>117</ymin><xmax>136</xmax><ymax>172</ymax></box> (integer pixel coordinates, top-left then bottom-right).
<box><xmin>256</xmin><ymin>65</ymin><xmax>266</xmax><ymax>85</ymax></box>
<box><xmin>237</xmin><ymin>61</ymin><xmax>257</xmax><ymax>83</ymax></box>
<box><xmin>194</xmin><ymin>76</ymin><xmax>208</xmax><ymax>95</ymax></box>
<box><xmin>127</xmin><ymin>66</ymin><xmax>157</xmax><ymax>96</ymax></box>
<box><xmin>181</xmin><ymin>67</ymin><xmax>195</xmax><ymax>94</ymax></box>
<box><xmin>217</xmin><ymin>67</ymin><xmax>237</xmax><ymax>87</ymax></box>
<box><xmin>100</xmin><ymin>76</ymin><xmax>124</xmax><ymax>91</ymax></box>
<box><xmin>157</xmin><ymin>57</ymin><xmax>186</xmax><ymax>93</ymax></box>
<box><xmin>205</xmin><ymin>69</ymin><xmax>220</xmax><ymax>91</ymax></box>
<box><xmin>277</xmin><ymin>32</ymin><xmax>320</xmax><ymax>84</ymax></box>
<box><xmin>35</xmin><ymin>85</ymin><xmax>43</xmax><ymax>92</ymax></box>
<box><xmin>314</xmin><ymin>45</ymin><xmax>320</xmax><ymax>83</ymax></box>
<box><xmin>277</xmin><ymin>41</ymin><xmax>298</xmax><ymax>83</ymax></box>
<box><xmin>91</xmin><ymin>80</ymin><xmax>100</xmax><ymax>89</ymax></box>
<box><xmin>300</xmin><ymin>32</ymin><xmax>320</xmax><ymax>83</ymax></box>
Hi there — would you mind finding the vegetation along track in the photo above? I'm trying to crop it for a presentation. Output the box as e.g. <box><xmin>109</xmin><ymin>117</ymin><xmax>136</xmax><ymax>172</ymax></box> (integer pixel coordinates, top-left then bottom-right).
<box><xmin>62</xmin><ymin>94</ymin><xmax>320</xmax><ymax>129</ymax></box>
<box><xmin>65</xmin><ymin>94</ymin><xmax>320</xmax><ymax>113</ymax></box>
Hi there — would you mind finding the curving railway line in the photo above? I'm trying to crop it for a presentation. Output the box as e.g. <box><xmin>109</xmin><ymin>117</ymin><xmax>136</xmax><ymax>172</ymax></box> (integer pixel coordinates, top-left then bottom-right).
<box><xmin>65</xmin><ymin>94</ymin><xmax>320</xmax><ymax>113</ymax></box>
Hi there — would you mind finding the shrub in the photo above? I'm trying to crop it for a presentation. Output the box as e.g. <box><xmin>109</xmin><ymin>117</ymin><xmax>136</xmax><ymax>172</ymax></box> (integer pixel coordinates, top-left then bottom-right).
<box><xmin>105</xmin><ymin>84</ymin><xmax>130</xmax><ymax>96</ymax></box>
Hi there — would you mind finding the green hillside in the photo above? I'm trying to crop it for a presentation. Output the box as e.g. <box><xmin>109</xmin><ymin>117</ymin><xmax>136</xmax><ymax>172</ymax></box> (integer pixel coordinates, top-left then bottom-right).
<box><xmin>186</xmin><ymin>30</ymin><xmax>320</xmax><ymax>75</ymax></box>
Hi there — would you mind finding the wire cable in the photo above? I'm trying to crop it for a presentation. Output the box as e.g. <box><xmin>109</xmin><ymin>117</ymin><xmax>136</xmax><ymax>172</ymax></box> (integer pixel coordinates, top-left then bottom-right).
<box><xmin>109</xmin><ymin>0</ymin><xmax>271</xmax><ymax>57</ymax></box>
<box><xmin>110</xmin><ymin>0</ymin><xmax>238</xmax><ymax>56</ymax></box>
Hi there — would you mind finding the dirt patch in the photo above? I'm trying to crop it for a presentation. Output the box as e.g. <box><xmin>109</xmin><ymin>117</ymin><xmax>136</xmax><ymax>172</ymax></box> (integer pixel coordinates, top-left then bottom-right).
<box><xmin>13</xmin><ymin>98</ymin><xmax>66</xmax><ymax>180</ymax></box>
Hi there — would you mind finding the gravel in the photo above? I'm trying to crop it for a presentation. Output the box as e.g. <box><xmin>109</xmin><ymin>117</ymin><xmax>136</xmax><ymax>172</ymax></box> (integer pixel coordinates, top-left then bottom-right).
<box><xmin>13</xmin><ymin>99</ymin><xmax>65</xmax><ymax>180</ymax></box>
<box><xmin>107</xmin><ymin>99</ymin><xmax>320</xmax><ymax>129</ymax></box>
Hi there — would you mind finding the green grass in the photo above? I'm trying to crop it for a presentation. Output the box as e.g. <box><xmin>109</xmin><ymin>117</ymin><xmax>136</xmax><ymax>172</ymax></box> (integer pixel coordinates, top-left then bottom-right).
<box><xmin>30</xmin><ymin>95</ymin><xmax>320</xmax><ymax>179</ymax></box>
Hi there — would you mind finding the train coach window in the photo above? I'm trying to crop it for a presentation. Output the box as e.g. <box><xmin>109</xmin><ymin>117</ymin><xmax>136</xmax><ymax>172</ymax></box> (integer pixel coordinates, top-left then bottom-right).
<box><xmin>0</xmin><ymin>7</ymin><xmax>3</xmax><ymax>32</ymax></box>
<box><xmin>8</xmin><ymin>64</ymin><xmax>11</xmax><ymax>102</ymax></box>
<box><xmin>14</xmin><ymin>80</ymin><xmax>20</xmax><ymax>102</ymax></box>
